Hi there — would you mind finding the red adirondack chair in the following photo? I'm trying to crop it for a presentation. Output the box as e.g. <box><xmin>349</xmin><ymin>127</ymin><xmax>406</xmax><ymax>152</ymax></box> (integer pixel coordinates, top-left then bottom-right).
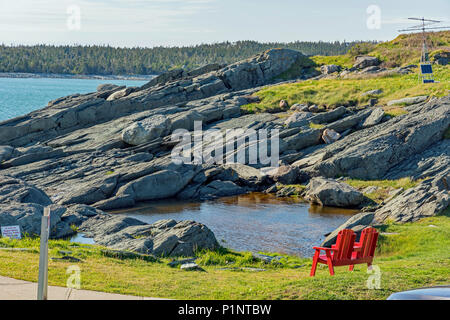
<box><xmin>310</xmin><ymin>227</ymin><xmax>379</xmax><ymax>276</ymax></box>
<box><xmin>349</xmin><ymin>227</ymin><xmax>379</xmax><ymax>271</ymax></box>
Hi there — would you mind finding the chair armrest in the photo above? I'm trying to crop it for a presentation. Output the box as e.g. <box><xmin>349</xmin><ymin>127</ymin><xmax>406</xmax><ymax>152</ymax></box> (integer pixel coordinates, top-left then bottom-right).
<box><xmin>313</xmin><ymin>246</ymin><xmax>338</xmax><ymax>252</ymax></box>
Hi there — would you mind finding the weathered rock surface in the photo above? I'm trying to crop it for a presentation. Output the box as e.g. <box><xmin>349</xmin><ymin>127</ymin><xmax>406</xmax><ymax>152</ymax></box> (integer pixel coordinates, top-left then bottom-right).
<box><xmin>0</xmin><ymin>49</ymin><xmax>311</xmax><ymax>148</ymax></box>
<box><xmin>285</xmin><ymin>112</ymin><xmax>313</xmax><ymax>128</ymax></box>
<box><xmin>361</xmin><ymin>107</ymin><xmax>385</xmax><ymax>128</ymax></box>
<box><xmin>0</xmin><ymin>146</ymin><xmax>14</xmax><ymax>162</ymax></box>
<box><xmin>0</xmin><ymin>175</ymin><xmax>52</xmax><ymax>206</ymax></box>
<box><xmin>80</xmin><ymin>217</ymin><xmax>219</xmax><ymax>257</ymax></box>
<box><xmin>321</xmin><ymin>64</ymin><xmax>341</xmax><ymax>74</ymax></box>
<box><xmin>0</xmin><ymin>175</ymin><xmax>220</xmax><ymax>256</ymax></box>
<box><xmin>0</xmin><ymin>48</ymin><xmax>448</xmax><ymax>235</ymax></box>
<box><xmin>121</xmin><ymin>115</ymin><xmax>172</xmax><ymax>146</ymax></box>
<box><xmin>384</xmin><ymin>139</ymin><xmax>450</xmax><ymax>180</ymax></box>
<box><xmin>305</xmin><ymin>177</ymin><xmax>367</xmax><ymax>208</ymax></box>
<box><xmin>296</xmin><ymin>97</ymin><xmax>450</xmax><ymax>180</ymax></box>
<box><xmin>387</xmin><ymin>96</ymin><xmax>428</xmax><ymax>106</ymax></box>
<box><xmin>353</xmin><ymin>56</ymin><xmax>380</xmax><ymax>69</ymax></box>
<box><xmin>374</xmin><ymin>170</ymin><xmax>450</xmax><ymax>223</ymax></box>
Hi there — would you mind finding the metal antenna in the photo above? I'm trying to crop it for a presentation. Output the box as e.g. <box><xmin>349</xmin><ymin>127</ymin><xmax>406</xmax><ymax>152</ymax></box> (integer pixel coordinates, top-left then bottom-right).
<box><xmin>398</xmin><ymin>17</ymin><xmax>450</xmax><ymax>63</ymax></box>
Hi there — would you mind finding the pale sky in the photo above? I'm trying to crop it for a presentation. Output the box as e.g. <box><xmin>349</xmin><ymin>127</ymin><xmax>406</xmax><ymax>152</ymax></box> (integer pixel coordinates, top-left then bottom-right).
<box><xmin>0</xmin><ymin>0</ymin><xmax>449</xmax><ymax>47</ymax></box>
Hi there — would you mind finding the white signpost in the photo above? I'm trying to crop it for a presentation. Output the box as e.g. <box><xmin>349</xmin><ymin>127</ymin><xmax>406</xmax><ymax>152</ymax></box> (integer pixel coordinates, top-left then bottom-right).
<box><xmin>1</xmin><ymin>226</ymin><xmax>21</xmax><ymax>240</ymax></box>
<box><xmin>37</xmin><ymin>207</ymin><xmax>51</xmax><ymax>301</ymax></box>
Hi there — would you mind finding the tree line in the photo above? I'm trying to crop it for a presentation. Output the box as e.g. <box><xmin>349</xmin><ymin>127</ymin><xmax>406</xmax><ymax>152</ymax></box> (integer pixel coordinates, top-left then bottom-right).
<box><xmin>0</xmin><ymin>41</ymin><xmax>372</xmax><ymax>76</ymax></box>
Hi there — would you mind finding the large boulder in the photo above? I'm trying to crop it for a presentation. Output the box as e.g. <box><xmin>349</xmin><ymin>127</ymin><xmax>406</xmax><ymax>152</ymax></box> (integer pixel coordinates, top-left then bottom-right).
<box><xmin>353</xmin><ymin>56</ymin><xmax>380</xmax><ymax>69</ymax></box>
<box><xmin>0</xmin><ymin>146</ymin><xmax>14</xmax><ymax>162</ymax></box>
<box><xmin>284</xmin><ymin>112</ymin><xmax>314</xmax><ymax>128</ymax></box>
<box><xmin>198</xmin><ymin>180</ymin><xmax>245</xmax><ymax>199</ymax></box>
<box><xmin>321</xmin><ymin>64</ymin><xmax>341</xmax><ymax>74</ymax></box>
<box><xmin>282</xmin><ymin>129</ymin><xmax>323</xmax><ymax>152</ymax></box>
<box><xmin>217</xmin><ymin>163</ymin><xmax>265</xmax><ymax>185</ymax></box>
<box><xmin>361</xmin><ymin>107</ymin><xmax>385</xmax><ymax>128</ymax></box>
<box><xmin>268</xmin><ymin>165</ymin><xmax>299</xmax><ymax>185</ymax></box>
<box><xmin>0</xmin><ymin>203</ymin><xmax>75</xmax><ymax>239</ymax></box>
<box><xmin>217</xmin><ymin>49</ymin><xmax>311</xmax><ymax>90</ymax></box>
<box><xmin>121</xmin><ymin>115</ymin><xmax>172</xmax><ymax>146</ymax></box>
<box><xmin>305</xmin><ymin>177</ymin><xmax>367</xmax><ymax>208</ymax></box>
<box><xmin>94</xmin><ymin>168</ymin><xmax>196</xmax><ymax>210</ymax></box>
<box><xmin>0</xmin><ymin>175</ymin><xmax>52</xmax><ymax>206</ymax></box>
<box><xmin>119</xmin><ymin>169</ymin><xmax>194</xmax><ymax>201</ymax></box>
<box><xmin>80</xmin><ymin>216</ymin><xmax>219</xmax><ymax>257</ymax></box>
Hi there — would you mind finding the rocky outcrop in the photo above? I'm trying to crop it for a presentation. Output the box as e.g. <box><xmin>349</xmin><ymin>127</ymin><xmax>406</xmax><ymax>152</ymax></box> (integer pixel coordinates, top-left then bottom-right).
<box><xmin>79</xmin><ymin>216</ymin><xmax>218</xmax><ymax>257</ymax></box>
<box><xmin>121</xmin><ymin>115</ymin><xmax>171</xmax><ymax>146</ymax></box>
<box><xmin>387</xmin><ymin>96</ymin><xmax>428</xmax><ymax>106</ymax></box>
<box><xmin>0</xmin><ymin>49</ymin><xmax>312</xmax><ymax>148</ymax></box>
<box><xmin>0</xmin><ymin>175</ymin><xmax>52</xmax><ymax>206</ymax></box>
<box><xmin>361</xmin><ymin>107</ymin><xmax>385</xmax><ymax>128</ymax></box>
<box><xmin>384</xmin><ymin>139</ymin><xmax>450</xmax><ymax>180</ymax></box>
<box><xmin>0</xmin><ymin>47</ymin><xmax>448</xmax><ymax>236</ymax></box>
<box><xmin>0</xmin><ymin>175</ymin><xmax>219</xmax><ymax>256</ymax></box>
<box><xmin>321</xmin><ymin>64</ymin><xmax>341</xmax><ymax>74</ymax></box>
<box><xmin>305</xmin><ymin>177</ymin><xmax>367</xmax><ymax>208</ymax></box>
<box><xmin>374</xmin><ymin>170</ymin><xmax>450</xmax><ymax>223</ymax></box>
<box><xmin>94</xmin><ymin>166</ymin><xmax>198</xmax><ymax>210</ymax></box>
<box><xmin>295</xmin><ymin>97</ymin><xmax>450</xmax><ymax>180</ymax></box>
<box><xmin>353</xmin><ymin>56</ymin><xmax>380</xmax><ymax>69</ymax></box>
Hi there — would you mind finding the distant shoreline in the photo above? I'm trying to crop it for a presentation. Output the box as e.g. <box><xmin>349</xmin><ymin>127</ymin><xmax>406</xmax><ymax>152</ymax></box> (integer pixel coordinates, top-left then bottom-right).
<box><xmin>0</xmin><ymin>72</ymin><xmax>157</xmax><ymax>81</ymax></box>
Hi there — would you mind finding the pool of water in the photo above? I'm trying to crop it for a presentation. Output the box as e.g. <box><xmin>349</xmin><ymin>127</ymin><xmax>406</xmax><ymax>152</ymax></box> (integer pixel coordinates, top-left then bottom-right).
<box><xmin>105</xmin><ymin>193</ymin><xmax>358</xmax><ymax>257</ymax></box>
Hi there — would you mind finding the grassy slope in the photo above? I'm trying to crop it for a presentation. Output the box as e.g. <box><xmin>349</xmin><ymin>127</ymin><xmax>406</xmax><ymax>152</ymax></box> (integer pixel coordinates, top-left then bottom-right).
<box><xmin>346</xmin><ymin>178</ymin><xmax>420</xmax><ymax>204</ymax></box>
<box><xmin>0</xmin><ymin>213</ymin><xmax>449</xmax><ymax>300</ymax></box>
<box><xmin>243</xmin><ymin>31</ymin><xmax>449</xmax><ymax>113</ymax></box>
<box><xmin>243</xmin><ymin>66</ymin><xmax>449</xmax><ymax>113</ymax></box>
<box><xmin>312</xmin><ymin>31</ymin><xmax>450</xmax><ymax>69</ymax></box>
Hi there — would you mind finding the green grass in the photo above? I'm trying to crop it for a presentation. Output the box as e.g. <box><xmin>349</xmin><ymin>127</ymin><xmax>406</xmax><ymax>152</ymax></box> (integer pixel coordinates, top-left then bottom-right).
<box><xmin>242</xmin><ymin>65</ymin><xmax>449</xmax><ymax>113</ymax></box>
<box><xmin>384</xmin><ymin>107</ymin><xmax>409</xmax><ymax>118</ymax></box>
<box><xmin>243</xmin><ymin>31</ymin><xmax>449</xmax><ymax>114</ymax></box>
<box><xmin>0</xmin><ymin>213</ymin><xmax>449</xmax><ymax>300</ymax></box>
<box><xmin>368</xmin><ymin>31</ymin><xmax>450</xmax><ymax>67</ymax></box>
<box><xmin>276</xmin><ymin>184</ymin><xmax>307</xmax><ymax>197</ymax></box>
<box><xmin>345</xmin><ymin>178</ymin><xmax>420</xmax><ymax>203</ymax></box>
<box><xmin>309</xmin><ymin>123</ymin><xmax>326</xmax><ymax>129</ymax></box>
<box><xmin>311</xmin><ymin>55</ymin><xmax>354</xmax><ymax>69</ymax></box>
<box><xmin>346</xmin><ymin>177</ymin><xmax>419</xmax><ymax>190</ymax></box>
<box><xmin>311</xmin><ymin>31</ymin><xmax>449</xmax><ymax>71</ymax></box>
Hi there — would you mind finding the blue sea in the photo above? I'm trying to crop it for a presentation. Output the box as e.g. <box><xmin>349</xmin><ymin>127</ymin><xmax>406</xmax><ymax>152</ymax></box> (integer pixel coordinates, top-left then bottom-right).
<box><xmin>0</xmin><ymin>77</ymin><xmax>148</xmax><ymax>122</ymax></box>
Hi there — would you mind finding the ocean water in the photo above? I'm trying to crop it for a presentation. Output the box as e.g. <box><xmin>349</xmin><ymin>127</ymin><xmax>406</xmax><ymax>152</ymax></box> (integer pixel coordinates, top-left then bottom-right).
<box><xmin>0</xmin><ymin>77</ymin><xmax>148</xmax><ymax>122</ymax></box>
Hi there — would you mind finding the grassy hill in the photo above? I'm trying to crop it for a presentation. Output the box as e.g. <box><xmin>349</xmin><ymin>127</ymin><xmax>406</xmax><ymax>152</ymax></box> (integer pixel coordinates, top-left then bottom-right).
<box><xmin>243</xmin><ymin>31</ymin><xmax>449</xmax><ymax>114</ymax></box>
<box><xmin>312</xmin><ymin>31</ymin><xmax>450</xmax><ymax>69</ymax></box>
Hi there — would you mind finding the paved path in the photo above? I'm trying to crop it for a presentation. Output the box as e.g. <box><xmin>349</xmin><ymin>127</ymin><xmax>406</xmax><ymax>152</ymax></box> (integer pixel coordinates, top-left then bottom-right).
<box><xmin>0</xmin><ymin>276</ymin><xmax>164</xmax><ymax>300</ymax></box>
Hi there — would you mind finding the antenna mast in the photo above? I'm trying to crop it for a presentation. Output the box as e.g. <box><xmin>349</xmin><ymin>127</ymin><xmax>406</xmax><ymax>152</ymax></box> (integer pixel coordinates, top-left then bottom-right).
<box><xmin>399</xmin><ymin>17</ymin><xmax>449</xmax><ymax>63</ymax></box>
<box><xmin>398</xmin><ymin>18</ymin><xmax>449</xmax><ymax>83</ymax></box>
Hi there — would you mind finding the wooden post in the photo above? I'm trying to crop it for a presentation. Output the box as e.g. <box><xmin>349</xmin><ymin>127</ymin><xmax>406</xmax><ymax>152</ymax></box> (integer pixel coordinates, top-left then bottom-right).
<box><xmin>37</xmin><ymin>207</ymin><xmax>50</xmax><ymax>300</ymax></box>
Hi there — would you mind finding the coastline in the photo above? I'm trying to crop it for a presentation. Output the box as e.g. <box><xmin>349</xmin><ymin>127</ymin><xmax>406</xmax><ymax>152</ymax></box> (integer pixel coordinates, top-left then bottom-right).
<box><xmin>0</xmin><ymin>72</ymin><xmax>157</xmax><ymax>81</ymax></box>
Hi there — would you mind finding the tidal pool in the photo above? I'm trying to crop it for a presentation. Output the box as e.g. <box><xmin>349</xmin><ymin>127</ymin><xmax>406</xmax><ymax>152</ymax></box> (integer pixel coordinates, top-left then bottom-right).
<box><xmin>108</xmin><ymin>193</ymin><xmax>358</xmax><ymax>257</ymax></box>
